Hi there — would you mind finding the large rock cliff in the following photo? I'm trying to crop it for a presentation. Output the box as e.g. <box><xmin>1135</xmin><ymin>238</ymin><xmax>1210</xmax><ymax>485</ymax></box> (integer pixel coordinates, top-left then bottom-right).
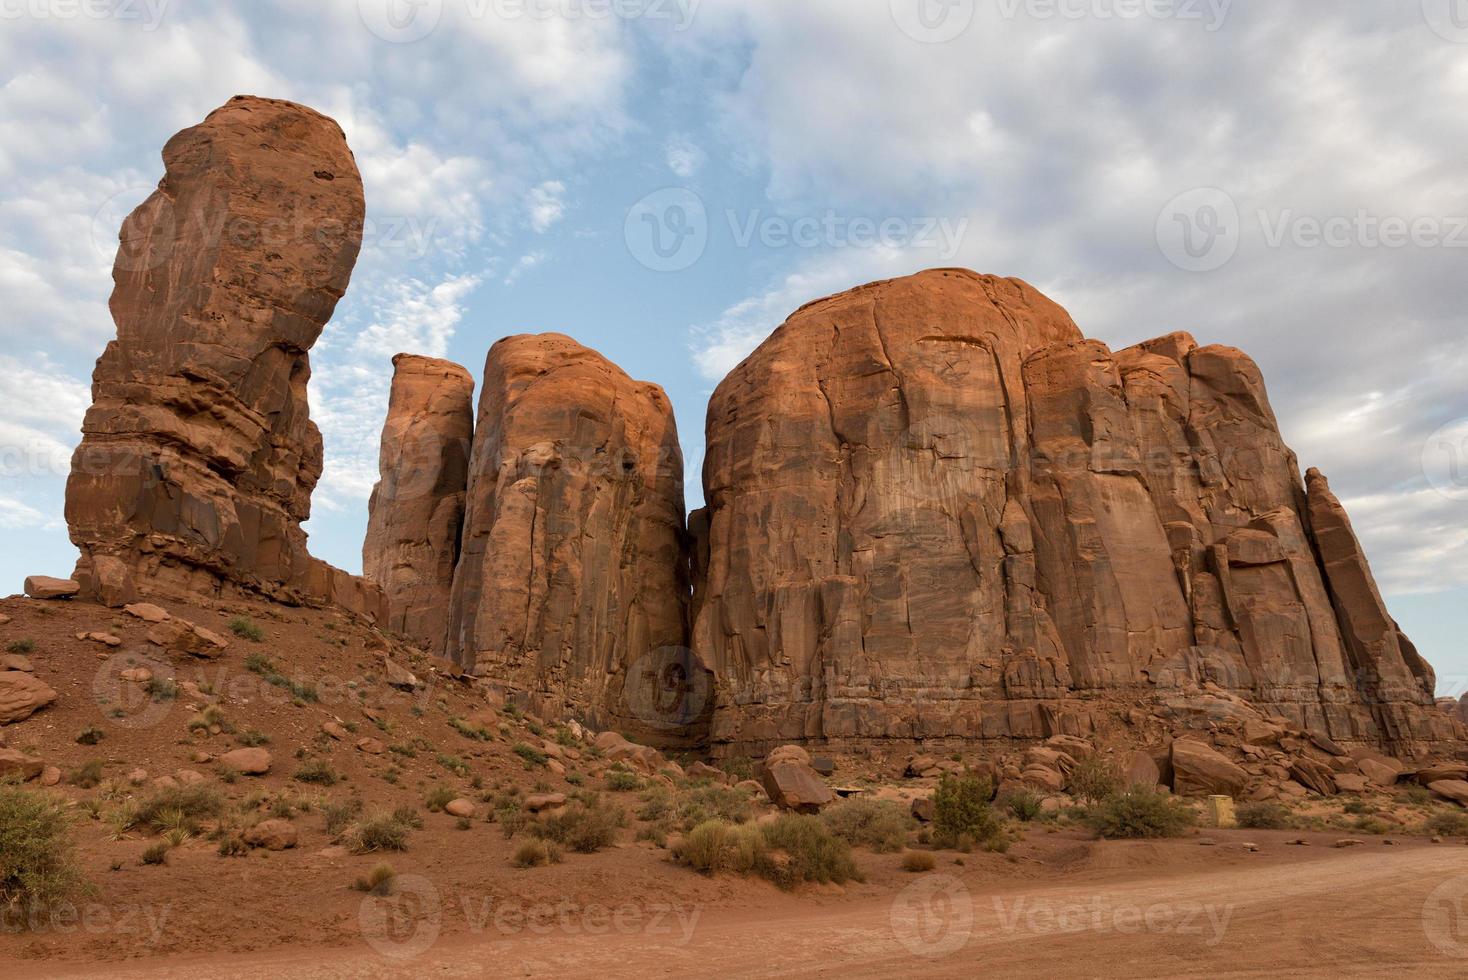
<box><xmin>65</xmin><ymin>95</ymin><xmax>383</xmax><ymax>619</ymax></box>
<box><xmin>363</xmin><ymin>354</ymin><xmax>475</xmax><ymax>653</ymax></box>
<box><xmin>444</xmin><ymin>334</ymin><xmax>702</xmax><ymax>746</ymax></box>
<box><xmin>692</xmin><ymin>269</ymin><xmax>1449</xmax><ymax>757</ymax></box>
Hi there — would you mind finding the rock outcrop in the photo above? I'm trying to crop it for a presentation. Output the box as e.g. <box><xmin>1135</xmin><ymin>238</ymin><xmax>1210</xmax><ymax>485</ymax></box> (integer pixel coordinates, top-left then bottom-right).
<box><xmin>64</xmin><ymin>95</ymin><xmax>383</xmax><ymax>619</ymax></box>
<box><xmin>363</xmin><ymin>354</ymin><xmax>475</xmax><ymax>653</ymax></box>
<box><xmin>693</xmin><ymin>269</ymin><xmax>1450</xmax><ymax>757</ymax></box>
<box><xmin>444</xmin><ymin>334</ymin><xmax>700</xmax><ymax>746</ymax></box>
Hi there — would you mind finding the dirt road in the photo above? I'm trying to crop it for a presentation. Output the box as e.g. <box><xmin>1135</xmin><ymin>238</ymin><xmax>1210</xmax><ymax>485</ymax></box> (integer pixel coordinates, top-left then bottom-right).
<box><xmin>20</xmin><ymin>845</ymin><xmax>1468</xmax><ymax>979</ymax></box>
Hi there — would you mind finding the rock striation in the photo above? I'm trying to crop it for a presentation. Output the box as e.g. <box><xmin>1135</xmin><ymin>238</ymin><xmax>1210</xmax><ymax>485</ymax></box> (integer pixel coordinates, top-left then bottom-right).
<box><xmin>444</xmin><ymin>334</ymin><xmax>701</xmax><ymax>746</ymax></box>
<box><xmin>692</xmin><ymin>268</ymin><xmax>1451</xmax><ymax>757</ymax></box>
<box><xmin>64</xmin><ymin>95</ymin><xmax>383</xmax><ymax>619</ymax></box>
<box><xmin>363</xmin><ymin>354</ymin><xmax>475</xmax><ymax>653</ymax></box>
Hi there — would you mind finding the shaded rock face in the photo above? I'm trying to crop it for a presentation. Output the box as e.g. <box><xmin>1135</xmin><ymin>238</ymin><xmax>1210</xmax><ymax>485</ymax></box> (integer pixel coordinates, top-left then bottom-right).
<box><xmin>64</xmin><ymin>95</ymin><xmax>382</xmax><ymax>619</ymax></box>
<box><xmin>363</xmin><ymin>354</ymin><xmax>475</xmax><ymax>653</ymax></box>
<box><xmin>445</xmin><ymin>334</ymin><xmax>700</xmax><ymax>747</ymax></box>
<box><xmin>694</xmin><ymin>268</ymin><xmax>1447</xmax><ymax>756</ymax></box>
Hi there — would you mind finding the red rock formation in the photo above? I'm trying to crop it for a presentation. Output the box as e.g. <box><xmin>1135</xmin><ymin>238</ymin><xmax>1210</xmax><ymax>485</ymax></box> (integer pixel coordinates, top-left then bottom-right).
<box><xmin>445</xmin><ymin>334</ymin><xmax>701</xmax><ymax>746</ymax></box>
<box><xmin>363</xmin><ymin>354</ymin><xmax>475</xmax><ymax>653</ymax></box>
<box><xmin>693</xmin><ymin>268</ymin><xmax>1449</xmax><ymax>756</ymax></box>
<box><xmin>64</xmin><ymin>95</ymin><xmax>383</xmax><ymax>619</ymax></box>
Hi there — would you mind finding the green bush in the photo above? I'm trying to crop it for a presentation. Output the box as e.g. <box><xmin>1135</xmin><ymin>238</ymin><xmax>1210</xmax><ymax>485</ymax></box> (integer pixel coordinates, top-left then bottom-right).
<box><xmin>932</xmin><ymin>772</ymin><xmax>1001</xmax><ymax>849</ymax></box>
<box><xmin>322</xmin><ymin>798</ymin><xmax>365</xmax><ymax>837</ymax></box>
<box><xmin>228</xmin><ymin>617</ymin><xmax>265</xmax><ymax>642</ymax></box>
<box><xmin>901</xmin><ymin>850</ymin><xmax>936</xmax><ymax>872</ymax></box>
<box><xmin>5</xmin><ymin>639</ymin><xmax>35</xmax><ymax>655</ymax></box>
<box><xmin>294</xmin><ymin>760</ymin><xmax>340</xmax><ymax>786</ymax></box>
<box><xmin>999</xmin><ymin>787</ymin><xmax>1045</xmax><ymax>822</ymax></box>
<box><xmin>341</xmin><ymin>811</ymin><xmax>414</xmax><ymax>853</ymax></box>
<box><xmin>512</xmin><ymin>743</ymin><xmax>548</xmax><ymax>768</ymax></box>
<box><xmin>354</xmin><ymin>862</ymin><xmax>397</xmax><ymax>894</ymax></box>
<box><xmin>69</xmin><ymin>760</ymin><xmax>105</xmax><ymax>789</ymax></box>
<box><xmin>1084</xmin><ymin>786</ymin><xmax>1195</xmax><ymax>839</ymax></box>
<box><xmin>512</xmin><ymin>839</ymin><xmax>562</xmax><ymax>868</ymax></box>
<box><xmin>75</xmin><ymin>726</ymin><xmax>104</xmax><ymax>746</ymax></box>
<box><xmin>140</xmin><ymin>843</ymin><xmax>169</xmax><ymax>866</ymax></box>
<box><xmin>820</xmin><ymin>798</ymin><xmax>914</xmax><ymax>853</ymax></box>
<box><xmin>675</xmin><ymin>815</ymin><xmax>860</xmax><ymax>889</ymax></box>
<box><xmin>1066</xmin><ymin>755</ymin><xmax>1122</xmax><ymax>806</ymax></box>
<box><xmin>1424</xmin><ymin>810</ymin><xmax>1468</xmax><ymax>837</ymax></box>
<box><xmin>0</xmin><ymin>786</ymin><xmax>91</xmax><ymax>918</ymax></box>
<box><xmin>424</xmin><ymin>786</ymin><xmax>456</xmax><ymax>812</ymax></box>
<box><xmin>605</xmin><ymin>770</ymin><xmax>642</xmax><ymax>792</ymax></box>
<box><xmin>236</xmin><ymin>729</ymin><xmax>271</xmax><ymax>747</ymax></box>
<box><xmin>530</xmin><ymin>796</ymin><xmax>625</xmax><ymax>853</ymax></box>
<box><xmin>129</xmin><ymin>785</ymin><xmax>225</xmax><ymax>833</ymax></box>
<box><xmin>1236</xmin><ymin>801</ymin><xmax>1293</xmax><ymax>830</ymax></box>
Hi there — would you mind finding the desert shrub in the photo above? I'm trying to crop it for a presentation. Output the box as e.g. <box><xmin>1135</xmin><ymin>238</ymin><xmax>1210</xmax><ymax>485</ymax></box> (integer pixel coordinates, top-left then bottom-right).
<box><xmin>1084</xmin><ymin>786</ymin><xmax>1195</xmax><ymax>839</ymax></box>
<box><xmin>1066</xmin><ymin>755</ymin><xmax>1122</xmax><ymax>806</ymax></box>
<box><xmin>0</xmin><ymin>786</ymin><xmax>91</xmax><ymax>917</ymax></box>
<box><xmin>1351</xmin><ymin>815</ymin><xmax>1391</xmax><ymax>835</ymax></box>
<box><xmin>129</xmin><ymin>785</ymin><xmax>225</xmax><ymax>833</ymax></box>
<box><xmin>244</xmin><ymin>654</ymin><xmax>318</xmax><ymax>703</ymax></box>
<box><xmin>353</xmin><ymin>863</ymin><xmax>397</xmax><ymax>895</ymax></box>
<box><xmin>512</xmin><ymin>743</ymin><xmax>548</xmax><ymax>768</ymax></box>
<box><xmin>145</xmin><ymin>677</ymin><xmax>178</xmax><ymax>701</ymax></box>
<box><xmin>901</xmin><ymin>850</ymin><xmax>936</xmax><ymax>872</ymax></box>
<box><xmin>1424</xmin><ymin>810</ymin><xmax>1468</xmax><ymax>837</ymax></box>
<box><xmin>1342</xmin><ymin>799</ymin><xmax>1370</xmax><ymax>815</ymax></box>
<box><xmin>424</xmin><ymin>786</ymin><xmax>456</xmax><ymax>812</ymax></box>
<box><xmin>236</xmin><ymin>729</ymin><xmax>271</xmax><ymax>747</ymax></box>
<box><xmin>448</xmin><ymin>717</ymin><xmax>494</xmax><ymax>742</ymax></box>
<box><xmin>820</xmin><ymin>798</ymin><xmax>914</xmax><ymax>853</ymax></box>
<box><xmin>187</xmin><ymin>705</ymin><xmax>233</xmax><ymax>734</ymax></box>
<box><xmin>391</xmin><ymin>805</ymin><xmax>424</xmax><ymax>830</ymax></box>
<box><xmin>1400</xmin><ymin>783</ymin><xmax>1434</xmax><ymax>806</ymax></box>
<box><xmin>294</xmin><ymin>760</ymin><xmax>340</xmax><ymax>786</ymax></box>
<box><xmin>932</xmin><ymin>772</ymin><xmax>1002</xmax><ymax>849</ymax></box>
<box><xmin>530</xmin><ymin>796</ymin><xmax>625</xmax><ymax>853</ymax></box>
<box><xmin>675</xmin><ymin>820</ymin><xmax>767</xmax><ymax>876</ymax></box>
<box><xmin>436</xmin><ymin>754</ymin><xmax>470</xmax><ymax>777</ymax></box>
<box><xmin>216</xmin><ymin>834</ymin><xmax>248</xmax><ymax>857</ymax></box>
<box><xmin>5</xmin><ymin>639</ymin><xmax>35</xmax><ymax>654</ymax></box>
<box><xmin>322</xmin><ymin>798</ymin><xmax>364</xmax><ymax>836</ymax></box>
<box><xmin>228</xmin><ymin>617</ymin><xmax>264</xmax><ymax>642</ymax></box>
<box><xmin>761</xmin><ymin>814</ymin><xmax>862</xmax><ymax>887</ymax></box>
<box><xmin>140</xmin><ymin>843</ymin><xmax>169</xmax><ymax>866</ymax></box>
<box><xmin>1236</xmin><ymin>801</ymin><xmax>1293</xmax><ymax>830</ymax></box>
<box><xmin>75</xmin><ymin>726</ymin><xmax>104</xmax><ymax>746</ymax></box>
<box><xmin>605</xmin><ymin>769</ymin><xmax>642</xmax><ymax>792</ymax></box>
<box><xmin>69</xmin><ymin>761</ymin><xmax>105</xmax><ymax>789</ymax></box>
<box><xmin>1002</xmin><ymin>787</ymin><xmax>1046</xmax><ymax>822</ymax></box>
<box><xmin>512</xmin><ymin>839</ymin><xmax>562</xmax><ymax>868</ymax></box>
<box><xmin>341</xmin><ymin>811</ymin><xmax>414</xmax><ymax>854</ymax></box>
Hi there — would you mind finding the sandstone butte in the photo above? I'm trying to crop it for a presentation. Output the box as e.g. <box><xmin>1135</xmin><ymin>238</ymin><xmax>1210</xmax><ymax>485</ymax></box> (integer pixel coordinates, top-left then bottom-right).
<box><xmin>64</xmin><ymin>95</ymin><xmax>384</xmax><ymax>620</ymax></box>
<box><xmin>62</xmin><ymin>96</ymin><xmax>1459</xmax><ymax>762</ymax></box>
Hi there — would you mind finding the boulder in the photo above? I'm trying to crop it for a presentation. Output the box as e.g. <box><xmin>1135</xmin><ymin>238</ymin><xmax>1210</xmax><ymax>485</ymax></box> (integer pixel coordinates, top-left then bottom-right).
<box><xmin>123</xmin><ymin>603</ymin><xmax>170</xmax><ymax>623</ymax></box>
<box><xmin>40</xmin><ymin>766</ymin><xmax>62</xmax><ymax>787</ymax></box>
<box><xmin>1428</xmin><ymin>780</ymin><xmax>1468</xmax><ymax>805</ymax></box>
<box><xmin>244</xmin><ymin>819</ymin><xmax>298</xmax><ymax>851</ymax></box>
<box><xmin>1289</xmin><ymin>758</ymin><xmax>1337</xmax><ymax>796</ymax></box>
<box><xmin>321</xmin><ymin>721</ymin><xmax>348</xmax><ymax>741</ymax></box>
<box><xmin>146</xmin><ymin>618</ymin><xmax>228</xmax><ymax>658</ymax></box>
<box><xmin>766</xmin><ymin>745</ymin><xmax>812</xmax><ymax>769</ymax></box>
<box><xmin>218</xmin><ymin>748</ymin><xmax>271</xmax><ymax>775</ymax></box>
<box><xmin>445</xmin><ymin>799</ymin><xmax>476</xmax><ymax>818</ymax></box>
<box><xmin>761</xmin><ymin>760</ymin><xmax>835</xmax><ymax>813</ymax></box>
<box><xmin>1121</xmin><ymin>750</ymin><xmax>1162</xmax><ymax>789</ymax></box>
<box><xmin>524</xmin><ymin>793</ymin><xmax>567</xmax><ymax>813</ymax></box>
<box><xmin>443</xmin><ymin>333</ymin><xmax>698</xmax><ymax>748</ymax></box>
<box><xmin>382</xmin><ymin>658</ymin><xmax>421</xmax><ymax>691</ymax></box>
<box><xmin>23</xmin><ymin>576</ymin><xmax>79</xmax><ymax>600</ymax></box>
<box><xmin>911</xmin><ymin>797</ymin><xmax>935</xmax><ymax>823</ymax></box>
<box><xmin>0</xmin><ymin>671</ymin><xmax>58</xmax><ymax>725</ymax></box>
<box><xmin>77</xmin><ymin>631</ymin><xmax>122</xmax><ymax>647</ymax></box>
<box><xmin>362</xmin><ymin>355</ymin><xmax>475</xmax><ymax>655</ymax></box>
<box><xmin>0</xmin><ymin>747</ymin><xmax>43</xmax><ymax>781</ymax></box>
<box><xmin>63</xmin><ymin>96</ymin><xmax>383</xmax><ymax>619</ymax></box>
<box><xmin>0</xmin><ymin>655</ymin><xmax>33</xmax><ymax>672</ymax></box>
<box><xmin>1332</xmin><ymin>773</ymin><xmax>1368</xmax><ymax>793</ymax></box>
<box><xmin>1171</xmin><ymin>739</ymin><xmax>1249</xmax><ymax>797</ymax></box>
<box><xmin>1416</xmin><ymin>764</ymin><xmax>1468</xmax><ymax>786</ymax></box>
<box><xmin>1356</xmin><ymin>756</ymin><xmax>1403</xmax><ymax>787</ymax></box>
<box><xmin>356</xmin><ymin>738</ymin><xmax>386</xmax><ymax>755</ymax></box>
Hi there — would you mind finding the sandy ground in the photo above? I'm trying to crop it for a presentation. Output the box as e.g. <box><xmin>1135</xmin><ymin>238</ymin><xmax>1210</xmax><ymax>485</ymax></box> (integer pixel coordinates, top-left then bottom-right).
<box><xmin>15</xmin><ymin>844</ymin><xmax>1468</xmax><ymax>979</ymax></box>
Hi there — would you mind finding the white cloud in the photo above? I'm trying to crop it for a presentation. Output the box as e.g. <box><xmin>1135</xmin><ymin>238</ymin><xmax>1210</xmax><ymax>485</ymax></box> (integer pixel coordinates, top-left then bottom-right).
<box><xmin>350</xmin><ymin>275</ymin><xmax>483</xmax><ymax>361</ymax></box>
<box><xmin>503</xmin><ymin>250</ymin><xmax>547</xmax><ymax>285</ymax></box>
<box><xmin>665</xmin><ymin>135</ymin><xmax>705</xmax><ymax>178</ymax></box>
<box><xmin>527</xmin><ymin>180</ymin><xmax>567</xmax><ymax>232</ymax></box>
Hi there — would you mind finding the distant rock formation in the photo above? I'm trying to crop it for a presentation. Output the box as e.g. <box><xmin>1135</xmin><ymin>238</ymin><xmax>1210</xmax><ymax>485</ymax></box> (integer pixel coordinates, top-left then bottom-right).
<box><xmin>65</xmin><ymin>95</ymin><xmax>382</xmax><ymax>619</ymax></box>
<box><xmin>363</xmin><ymin>354</ymin><xmax>475</xmax><ymax>653</ymax></box>
<box><xmin>443</xmin><ymin>334</ymin><xmax>702</xmax><ymax>746</ymax></box>
<box><xmin>692</xmin><ymin>269</ymin><xmax>1450</xmax><ymax>757</ymax></box>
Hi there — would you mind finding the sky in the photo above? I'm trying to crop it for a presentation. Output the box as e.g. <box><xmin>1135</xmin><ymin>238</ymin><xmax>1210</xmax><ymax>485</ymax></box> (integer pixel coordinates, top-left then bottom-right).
<box><xmin>0</xmin><ymin>0</ymin><xmax>1465</xmax><ymax>691</ymax></box>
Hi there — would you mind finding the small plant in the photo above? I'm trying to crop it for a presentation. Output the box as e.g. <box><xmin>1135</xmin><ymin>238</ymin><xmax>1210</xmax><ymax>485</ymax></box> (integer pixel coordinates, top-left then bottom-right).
<box><xmin>354</xmin><ymin>862</ymin><xmax>397</xmax><ymax>895</ymax></box>
<box><xmin>605</xmin><ymin>770</ymin><xmax>642</xmax><ymax>792</ymax></box>
<box><xmin>932</xmin><ymin>771</ymin><xmax>1002</xmax><ymax>850</ymax></box>
<box><xmin>1400</xmin><ymin>783</ymin><xmax>1434</xmax><ymax>806</ymax></box>
<box><xmin>1425</xmin><ymin>810</ymin><xmax>1468</xmax><ymax>836</ymax></box>
<box><xmin>448</xmin><ymin>717</ymin><xmax>494</xmax><ymax>742</ymax></box>
<box><xmin>217</xmin><ymin>835</ymin><xmax>248</xmax><ymax>857</ymax></box>
<box><xmin>129</xmin><ymin>785</ymin><xmax>225</xmax><ymax>834</ymax></box>
<box><xmin>228</xmin><ymin>617</ymin><xmax>264</xmax><ymax>642</ymax></box>
<box><xmin>1237</xmin><ymin>801</ymin><xmax>1293</xmax><ymax>830</ymax></box>
<box><xmin>455</xmin><ymin>816</ymin><xmax>473</xmax><ymax>831</ymax></box>
<box><xmin>236</xmin><ymin>729</ymin><xmax>271</xmax><ymax>747</ymax></box>
<box><xmin>322</xmin><ymin>798</ymin><xmax>365</xmax><ymax>837</ymax></box>
<box><xmin>145</xmin><ymin>677</ymin><xmax>179</xmax><ymax>702</ymax></box>
<box><xmin>820</xmin><ymin>798</ymin><xmax>914</xmax><ymax>853</ymax></box>
<box><xmin>436</xmin><ymin>754</ymin><xmax>470</xmax><ymax>777</ymax></box>
<box><xmin>75</xmin><ymin>726</ymin><xmax>105</xmax><ymax>746</ymax></box>
<box><xmin>999</xmin><ymin>787</ymin><xmax>1045</xmax><ymax>822</ymax></box>
<box><xmin>513</xmin><ymin>743</ymin><xmax>548</xmax><ymax>768</ymax></box>
<box><xmin>512</xmin><ymin>839</ymin><xmax>562</xmax><ymax>868</ymax></box>
<box><xmin>69</xmin><ymin>761</ymin><xmax>106</xmax><ymax>789</ymax></box>
<box><xmin>530</xmin><ymin>795</ymin><xmax>625</xmax><ymax>853</ymax></box>
<box><xmin>341</xmin><ymin>811</ymin><xmax>414</xmax><ymax>854</ymax></box>
<box><xmin>294</xmin><ymin>760</ymin><xmax>340</xmax><ymax>786</ymax></box>
<box><xmin>1083</xmin><ymin>786</ymin><xmax>1196</xmax><ymax>839</ymax></box>
<box><xmin>5</xmin><ymin>638</ymin><xmax>35</xmax><ymax>654</ymax></box>
<box><xmin>675</xmin><ymin>815</ymin><xmax>860</xmax><ymax>889</ymax></box>
<box><xmin>140</xmin><ymin>843</ymin><xmax>169</xmax><ymax>866</ymax></box>
<box><xmin>424</xmin><ymin>786</ymin><xmax>456</xmax><ymax>812</ymax></box>
<box><xmin>901</xmin><ymin>850</ymin><xmax>936</xmax><ymax>872</ymax></box>
<box><xmin>1066</xmin><ymin>755</ymin><xmax>1122</xmax><ymax>806</ymax></box>
<box><xmin>187</xmin><ymin>705</ymin><xmax>233</xmax><ymax>735</ymax></box>
<box><xmin>0</xmin><ymin>785</ymin><xmax>92</xmax><ymax>918</ymax></box>
<box><xmin>1342</xmin><ymin>799</ymin><xmax>1370</xmax><ymax>816</ymax></box>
